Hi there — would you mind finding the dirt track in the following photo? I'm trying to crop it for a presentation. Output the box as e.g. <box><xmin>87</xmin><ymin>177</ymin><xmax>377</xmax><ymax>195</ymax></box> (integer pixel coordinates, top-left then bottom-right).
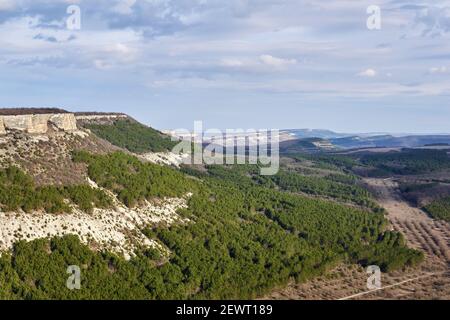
<box><xmin>263</xmin><ymin>178</ymin><xmax>450</xmax><ymax>300</ymax></box>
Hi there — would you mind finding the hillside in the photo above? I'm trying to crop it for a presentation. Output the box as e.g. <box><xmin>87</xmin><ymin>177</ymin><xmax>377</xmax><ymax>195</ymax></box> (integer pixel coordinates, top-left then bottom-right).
<box><xmin>281</xmin><ymin>129</ymin><xmax>450</xmax><ymax>151</ymax></box>
<box><xmin>331</xmin><ymin>135</ymin><xmax>450</xmax><ymax>149</ymax></box>
<box><xmin>78</xmin><ymin>115</ymin><xmax>178</xmax><ymax>153</ymax></box>
<box><xmin>282</xmin><ymin>129</ymin><xmax>350</xmax><ymax>139</ymax></box>
<box><xmin>0</xmin><ymin>108</ymin><xmax>426</xmax><ymax>299</ymax></box>
<box><xmin>280</xmin><ymin>138</ymin><xmax>336</xmax><ymax>153</ymax></box>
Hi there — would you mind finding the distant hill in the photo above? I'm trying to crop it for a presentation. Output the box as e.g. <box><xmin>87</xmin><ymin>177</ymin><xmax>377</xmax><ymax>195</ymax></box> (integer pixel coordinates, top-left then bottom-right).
<box><xmin>331</xmin><ymin>135</ymin><xmax>450</xmax><ymax>149</ymax></box>
<box><xmin>283</xmin><ymin>129</ymin><xmax>350</xmax><ymax>139</ymax></box>
<box><xmin>280</xmin><ymin>137</ymin><xmax>335</xmax><ymax>153</ymax></box>
<box><xmin>282</xmin><ymin>129</ymin><xmax>450</xmax><ymax>150</ymax></box>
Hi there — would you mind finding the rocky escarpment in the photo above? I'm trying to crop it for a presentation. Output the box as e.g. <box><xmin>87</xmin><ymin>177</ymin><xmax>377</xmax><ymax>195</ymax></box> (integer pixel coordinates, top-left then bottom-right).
<box><xmin>0</xmin><ymin>108</ymin><xmax>193</xmax><ymax>259</ymax></box>
<box><xmin>0</xmin><ymin>108</ymin><xmax>127</xmax><ymax>185</ymax></box>
<box><xmin>0</xmin><ymin>178</ymin><xmax>191</xmax><ymax>259</ymax></box>
<box><xmin>0</xmin><ymin>113</ymin><xmax>77</xmax><ymax>135</ymax></box>
<box><xmin>0</xmin><ymin>109</ymin><xmax>131</xmax><ymax>135</ymax></box>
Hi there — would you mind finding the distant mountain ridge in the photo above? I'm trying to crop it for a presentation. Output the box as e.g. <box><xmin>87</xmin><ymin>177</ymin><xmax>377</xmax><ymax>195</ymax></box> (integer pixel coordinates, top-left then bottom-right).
<box><xmin>331</xmin><ymin>135</ymin><xmax>450</xmax><ymax>149</ymax></box>
<box><xmin>282</xmin><ymin>129</ymin><xmax>351</xmax><ymax>139</ymax></box>
<box><xmin>281</xmin><ymin>129</ymin><xmax>450</xmax><ymax>150</ymax></box>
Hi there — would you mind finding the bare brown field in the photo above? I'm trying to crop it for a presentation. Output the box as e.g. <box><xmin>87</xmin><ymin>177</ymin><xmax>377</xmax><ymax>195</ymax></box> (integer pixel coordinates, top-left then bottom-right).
<box><xmin>263</xmin><ymin>178</ymin><xmax>450</xmax><ymax>300</ymax></box>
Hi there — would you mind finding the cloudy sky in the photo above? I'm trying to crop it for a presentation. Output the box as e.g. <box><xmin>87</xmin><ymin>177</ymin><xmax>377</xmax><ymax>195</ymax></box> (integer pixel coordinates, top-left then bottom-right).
<box><xmin>0</xmin><ymin>0</ymin><xmax>449</xmax><ymax>133</ymax></box>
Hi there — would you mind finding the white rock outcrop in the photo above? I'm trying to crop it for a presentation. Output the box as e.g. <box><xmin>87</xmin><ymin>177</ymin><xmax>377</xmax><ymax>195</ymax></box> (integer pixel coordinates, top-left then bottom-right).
<box><xmin>0</xmin><ymin>117</ymin><xmax>5</xmax><ymax>135</ymax></box>
<box><xmin>0</xmin><ymin>179</ymin><xmax>192</xmax><ymax>259</ymax></box>
<box><xmin>140</xmin><ymin>152</ymin><xmax>191</xmax><ymax>167</ymax></box>
<box><xmin>0</xmin><ymin>113</ymin><xmax>78</xmax><ymax>135</ymax></box>
<box><xmin>50</xmin><ymin>113</ymin><xmax>78</xmax><ymax>131</ymax></box>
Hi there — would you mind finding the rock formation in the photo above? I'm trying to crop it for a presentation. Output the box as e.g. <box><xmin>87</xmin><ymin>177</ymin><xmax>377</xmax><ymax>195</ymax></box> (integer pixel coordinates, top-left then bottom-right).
<box><xmin>0</xmin><ymin>117</ymin><xmax>5</xmax><ymax>135</ymax></box>
<box><xmin>0</xmin><ymin>113</ymin><xmax>78</xmax><ymax>135</ymax></box>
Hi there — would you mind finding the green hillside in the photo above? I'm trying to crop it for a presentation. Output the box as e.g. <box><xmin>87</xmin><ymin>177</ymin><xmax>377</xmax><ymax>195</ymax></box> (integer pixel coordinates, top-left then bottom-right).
<box><xmin>0</xmin><ymin>151</ymin><xmax>423</xmax><ymax>299</ymax></box>
<box><xmin>85</xmin><ymin>119</ymin><xmax>177</xmax><ymax>153</ymax></box>
<box><xmin>0</xmin><ymin>166</ymin><xmax>111</xmax><ymax>214</ymax></box>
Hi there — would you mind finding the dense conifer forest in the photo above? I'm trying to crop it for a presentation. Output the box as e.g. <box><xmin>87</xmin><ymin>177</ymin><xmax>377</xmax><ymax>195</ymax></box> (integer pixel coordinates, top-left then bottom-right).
<box><xmin>0</xmin><ymin>151</ymin><xmax>423</xmax><ymax>299</ymax></box>
<box><xmin>84</xmin><ymin>119</ymin><xmax>177</xmax><ymax>153</ymax></box>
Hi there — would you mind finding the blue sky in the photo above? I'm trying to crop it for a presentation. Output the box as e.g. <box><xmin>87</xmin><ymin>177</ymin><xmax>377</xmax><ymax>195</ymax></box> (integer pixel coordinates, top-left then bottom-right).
<box><xmin>0</xmin><ymin>0</ymin><xmax>449</xmax><ymax>133</ymax></box>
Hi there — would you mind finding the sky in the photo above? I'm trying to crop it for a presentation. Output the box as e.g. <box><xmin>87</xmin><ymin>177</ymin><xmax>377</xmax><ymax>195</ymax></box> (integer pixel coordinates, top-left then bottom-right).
<box><xmin>0</xmin><ymin>0</ymin><xmax>449</xmax><ymax>133</ymax></box>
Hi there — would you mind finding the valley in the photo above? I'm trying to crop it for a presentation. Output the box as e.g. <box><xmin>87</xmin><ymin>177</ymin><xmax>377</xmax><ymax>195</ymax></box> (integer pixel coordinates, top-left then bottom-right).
<box><xmin>1</xmin><ymin>0</ymin><xmax>449</xmax><ymax>308</ymax></box>
<box><xmin>265</xmin><ymin>177</ymin><xmax>450</xmax><ymax>300</ymax></box>
<box><xmin>0</xmin><ymin>108</ymin><xmax>448</xmax><ymax>300</ymax></box>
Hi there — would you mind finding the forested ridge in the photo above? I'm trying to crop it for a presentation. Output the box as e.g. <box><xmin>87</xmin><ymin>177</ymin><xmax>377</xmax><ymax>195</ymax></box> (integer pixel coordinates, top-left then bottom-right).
<box><xmin>0</xmin><ymin>151</ymin><xmax>423</xmax><ymax>299</ymax></box>
<box><xmin>73</xmin><ymin>151</ymin><xmax>196</xmax><ymax>207</ymax></box>
<box><xmin>188</xmin><ymin>163</ymin><xmax>383</xmax><ymax>212</ymax></box>
<box><xmin>359</xmin><ymin>149</ymin><xmax>450</xmax><ymax>175</ymax></box>
<box><xmin>84</xmin><ymin>119</ymin><xmax>177</xmax><ymax>153</ymax></box>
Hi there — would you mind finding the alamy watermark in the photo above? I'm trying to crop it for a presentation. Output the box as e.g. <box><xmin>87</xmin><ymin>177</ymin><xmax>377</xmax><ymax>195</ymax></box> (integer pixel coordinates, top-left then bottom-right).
<box><xmin>170</xmin><ymin>121</ymin><xmax>280</xmax><ymax>176</ymax></box>
<box><xmin>66</xmin><ymin>5</ymin><xmax>81</xmax><ymax>30</ymax></box>
<box><xmin>367</xmin><ymin>5</ymin><xmax>382</xmax><ymax>30</ymax></box>
<box><xmin>366</xmin><ymin>265</ymin><xmax>382</xmax><ymax>290</ymax></box>
<box><xmin>66</xmin><ymin>265</ymin><xmax>81</xmax><ymax>290</ymax></box>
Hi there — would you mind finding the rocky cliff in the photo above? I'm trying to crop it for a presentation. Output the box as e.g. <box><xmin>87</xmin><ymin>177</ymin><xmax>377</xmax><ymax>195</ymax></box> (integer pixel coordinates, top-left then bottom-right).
<box><xmin>0</xmin><ymin>113</ymin><xmax>78</xmax><ymax>135</ymax></box>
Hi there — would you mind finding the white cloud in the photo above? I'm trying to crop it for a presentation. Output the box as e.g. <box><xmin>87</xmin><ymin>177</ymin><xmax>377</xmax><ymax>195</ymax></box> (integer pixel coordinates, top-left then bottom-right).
<box><xmin>1</xmin><ymin>0</ymin><xmax>450</xmax><ymax>118</ymax></box>
<box><xmin>112</xmin><ymin>0</ymin><xmax>137</xmax><ymax>15</ymax></box>
<box><xmin>429</xmin><ymin>66</ymin><xmax>448</xmax><ymax>74</ymax></box>
<box><xmin>144</xmin><ymin>74</ymin><xmax>450</xmax><ymax>98</ymax></box>
<box><xmin>413</xmin><ymin>5</ymin><xmax>450</xmax><ymax>37</ymax></box>
<box><xmin>220</xmin><ymin>58</ymin><xmax>245</xmax><ymax>67</ymax></box>
<box><xmin>94</xmin><ymin>59</ymin><xmax>112</xmax><ymax>70</ymax></box>
<box><xmin>357</xmin><ymin>68</ymin><xmax>377</xmax><ymax>77</ymax></box>
<box><xmin>259</xmin><ymin>54</ymin><xmax>297</xmax><ymax>68</ymax></box>
<box><xmin>107</xmin><ymin>43</ymin><xmax>133</xmax><ymax>55</ymax></box>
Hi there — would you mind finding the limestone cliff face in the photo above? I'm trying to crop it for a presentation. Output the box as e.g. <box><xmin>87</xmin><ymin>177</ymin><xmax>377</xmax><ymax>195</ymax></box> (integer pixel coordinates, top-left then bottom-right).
<box><xmin>50</xmin><ymin>113</ymin><xmax>78</xmax><ymax>131</ymax></box>
<box><xmin>30</xmin><ymin>114</ymin><xmax>49</xmax><ymax>134</ymax></box>
<box><xmin>0</xmin><ymin>117</ymin><xmax>5</xmax><ymax>135</ymax></box>
<box><xmin>0</xmin><ymin>113</ymin><xmax>78</xmax><ymax>135</ymax></box>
